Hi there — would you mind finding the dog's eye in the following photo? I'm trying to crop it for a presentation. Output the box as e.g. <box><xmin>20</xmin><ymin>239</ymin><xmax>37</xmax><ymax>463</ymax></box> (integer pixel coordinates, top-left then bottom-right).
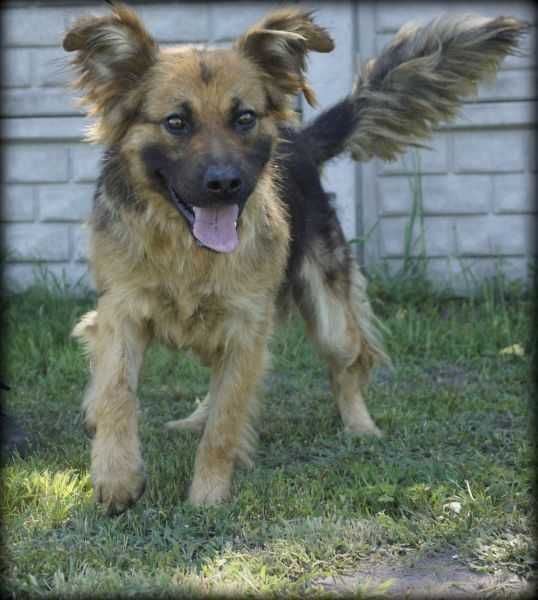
<box><xmin>235</xmin><ymin>110</ymin><xmax>257</xmax><ymax>131</ymax></box>
<box><xmin>164</xmin><ymin>114</ymin><xmax>189</xmax><ymax>134</ymax></box>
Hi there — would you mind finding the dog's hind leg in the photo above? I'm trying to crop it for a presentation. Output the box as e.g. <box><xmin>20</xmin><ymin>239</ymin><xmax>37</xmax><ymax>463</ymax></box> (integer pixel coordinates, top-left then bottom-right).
<box><xmin>72</xmin><ymin>302</ymin><xmax>150</xmax><ymax>515</ymax></box>
<box><xmin>294</xmin><ymin>238</ymin><xmax>388</xmax><ymax>437</ymax></box>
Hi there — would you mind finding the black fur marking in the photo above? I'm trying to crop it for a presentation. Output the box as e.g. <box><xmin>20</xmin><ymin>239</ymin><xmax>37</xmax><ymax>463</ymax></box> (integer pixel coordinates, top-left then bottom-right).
<box><xmin>299</xmin><ymin>97</ymin><xmax>358</xmax><ymax>166</ymax></box>
<box><xmin>104</xmin><ymin>148</ymin><xmax>135</xmax><ymax>208</ymax></box>
<box><xmin>324</xmin><ymin>267</ymin><xmax>339</xmax><ymax>286</ymax></box>
<box><xmin>244</xmin><ymin>134</ymin><xmax>273</xmax><ymax>173</ymax></box>
<box><xmin>265</xmin><ymin>93</ymin><xmax>279</xmax><ymax>116</ymax></box>
<box><xmin>199</xmin><ymin>59</ymin><xmax>213</xmax><ymax>84</ymax></box>
<box><xmin>139</xmin><ymin>144</ymin><xmax>189</xmax><ymax>211</ymax></box>
<box><xmin>274</xmin><ymin>127</ymin><xmax>350</xmax><ymax>289</ymax></box>
<box><xmin>83</xmin><ymin>414</ymin><xmax>96</xmax><ymax>439</ymax></box>
<box><xmin>229</xmin><ymin>97</ymin><xmax>244</xmax><ymax>117</ymax></box>
<box><xmin>274</xmin><ymin>97</ymin><xmax>360</xmax><ymax>294</ymax></box>
<box><xmin>140</xmin><ymin>137</ymin><xmax>272</xmax><ymax>212</ymax></box>
<box><xmin>140</xmin><ymin>144</ymin><xmax>175</xmax><ymax>183</ymax></box>
<box><xmin>140</xmin><ymin>137</ymin><xmax>273</xmax><ymax>246</ymax></box>
<box><xmin>93</xmin><ymin>147</ymin><xmax>144</xmax><ymax>231</ymax></box>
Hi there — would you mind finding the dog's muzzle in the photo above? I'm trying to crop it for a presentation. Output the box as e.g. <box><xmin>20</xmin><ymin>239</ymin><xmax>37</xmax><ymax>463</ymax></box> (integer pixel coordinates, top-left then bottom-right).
<box><xmin>165</xmin><ymin>178</ymin><xmax>245</xmax><ymax>254</ymax></box>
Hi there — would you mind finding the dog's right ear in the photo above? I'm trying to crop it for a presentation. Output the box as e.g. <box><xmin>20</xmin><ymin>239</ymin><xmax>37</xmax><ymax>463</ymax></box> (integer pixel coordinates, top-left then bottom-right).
<box><xmin>63</xmin><ymin>2</ymin><xmax>158</xmax><ymax>143</ymax></box>
<box><xmin>235</xmin><ymin>8</ymin><xmax>334</xmax><ymax>117</ymax></box>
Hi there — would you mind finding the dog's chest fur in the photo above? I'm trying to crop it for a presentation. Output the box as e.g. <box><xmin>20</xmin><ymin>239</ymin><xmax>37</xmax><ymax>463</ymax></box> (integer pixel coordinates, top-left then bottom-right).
<box><xmin>90</xmin><ymin>179</ymin><xmax>289</xmax><ymax>363</ymax></box>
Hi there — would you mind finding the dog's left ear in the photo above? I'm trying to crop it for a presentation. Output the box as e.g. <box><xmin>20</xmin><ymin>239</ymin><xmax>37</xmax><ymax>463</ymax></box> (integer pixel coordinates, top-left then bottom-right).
<box><xmin>63</xmin><ymin>3</ymin><xmax>158</xmax><ymax>143</ymax></box>
<box><xmin>235</xmin><ymin>8</ymin><xmax>334</xmax><ymax>112</ymax></box>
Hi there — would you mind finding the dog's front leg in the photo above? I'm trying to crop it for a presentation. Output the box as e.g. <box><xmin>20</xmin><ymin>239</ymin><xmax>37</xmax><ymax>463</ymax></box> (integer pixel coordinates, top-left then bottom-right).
<box><xmin>78</xmin><ymin>306</ymin><xmax>149</xmax><ymax>515</ymax></box>
<box><xmin>189</xmin><ymin>332</ymin><xmax>269</xmax><ymax>506</ymax></box>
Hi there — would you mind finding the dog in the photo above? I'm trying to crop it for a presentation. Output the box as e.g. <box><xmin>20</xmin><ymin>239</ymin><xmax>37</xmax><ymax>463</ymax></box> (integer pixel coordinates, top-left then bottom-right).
<box><xmin>64</xmin><ymin>2</ymin><xmax>527</xmax><ymax>514</ymax></box>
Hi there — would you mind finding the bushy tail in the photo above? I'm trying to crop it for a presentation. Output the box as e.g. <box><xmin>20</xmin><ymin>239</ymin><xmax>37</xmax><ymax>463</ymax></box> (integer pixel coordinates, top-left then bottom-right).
<box><xmin>301</xmin><ymin>14</ymin><xmax>529</xmax><ymax>165</ymax></box>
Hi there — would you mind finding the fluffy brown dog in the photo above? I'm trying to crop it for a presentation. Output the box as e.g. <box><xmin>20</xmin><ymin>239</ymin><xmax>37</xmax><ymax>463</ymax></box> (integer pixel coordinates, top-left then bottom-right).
<box><xmin>64</xmin><ymin>3</ymin><xmax>527</xmax><ymax>514</ymax></box>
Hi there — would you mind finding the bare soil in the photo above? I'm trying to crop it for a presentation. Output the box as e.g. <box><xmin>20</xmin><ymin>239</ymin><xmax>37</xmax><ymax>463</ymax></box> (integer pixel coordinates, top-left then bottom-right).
<box><xmin>317</xmin><ymin>552</ymin><xmax>534</xmax><ymax>598</ymax></box>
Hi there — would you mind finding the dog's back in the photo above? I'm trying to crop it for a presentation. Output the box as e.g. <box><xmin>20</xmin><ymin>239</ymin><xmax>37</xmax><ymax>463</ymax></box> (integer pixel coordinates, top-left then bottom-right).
<box><xmin>273</xmin><ymin>12</ymin><xmax>527</xmax><ymax>378</ymax></box>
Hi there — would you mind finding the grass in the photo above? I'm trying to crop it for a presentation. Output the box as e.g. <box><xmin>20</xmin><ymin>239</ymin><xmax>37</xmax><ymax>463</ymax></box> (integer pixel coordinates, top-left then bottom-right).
<box><xmin>1</xmin><ymin>276</ymin><xmax>534</xmax><ymax>598</ymax></box>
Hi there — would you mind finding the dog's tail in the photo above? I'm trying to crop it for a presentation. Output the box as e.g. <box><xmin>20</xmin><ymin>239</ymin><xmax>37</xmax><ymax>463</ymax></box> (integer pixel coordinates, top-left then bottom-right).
<box><xmin>300</xmin><ymin>14</ymin><xmax>528</xmax><ymax>165</ymax></box>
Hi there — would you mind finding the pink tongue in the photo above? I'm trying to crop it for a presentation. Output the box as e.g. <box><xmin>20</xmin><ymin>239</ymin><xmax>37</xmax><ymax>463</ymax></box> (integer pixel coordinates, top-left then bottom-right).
<box><xmin>192</xmin><ymin>204</ymin><xmax>240</xmax><ymax>253</ymax></box>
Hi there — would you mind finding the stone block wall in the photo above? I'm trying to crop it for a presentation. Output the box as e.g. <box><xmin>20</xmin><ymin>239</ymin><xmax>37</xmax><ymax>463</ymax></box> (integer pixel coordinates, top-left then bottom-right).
<box><xmin>1</xmin><ymin>1</ymin><xmax>535</xmax><ymax>292</ymax></box>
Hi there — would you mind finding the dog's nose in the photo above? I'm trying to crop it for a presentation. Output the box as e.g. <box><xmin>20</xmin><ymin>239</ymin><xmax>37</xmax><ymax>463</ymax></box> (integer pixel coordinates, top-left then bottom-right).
<box><xmin>204</xmin><ymin>165</ymin><xmax>242</xmax><ymax>197</ymax></box>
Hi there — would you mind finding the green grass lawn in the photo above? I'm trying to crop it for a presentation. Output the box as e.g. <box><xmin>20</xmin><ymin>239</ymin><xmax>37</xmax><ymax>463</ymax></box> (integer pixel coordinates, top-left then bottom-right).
<box><xmin>1</xmin><ymin>278</ymin><xmax>534</xmax><ymax>597</ymax></box>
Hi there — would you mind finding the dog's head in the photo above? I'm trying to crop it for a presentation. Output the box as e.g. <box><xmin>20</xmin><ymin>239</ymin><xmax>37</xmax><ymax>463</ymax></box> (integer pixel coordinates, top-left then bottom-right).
<box><xmin>64</xmin><ymin>3</ymin><xmax>333</xmax><ymax>252</ymax></box>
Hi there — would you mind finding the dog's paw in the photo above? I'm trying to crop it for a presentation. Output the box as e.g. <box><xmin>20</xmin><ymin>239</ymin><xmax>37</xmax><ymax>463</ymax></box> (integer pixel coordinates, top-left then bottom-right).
<box><xmin>91</xmin><ymin>449</ymin><xmax>146</xmax><ymax>515</ymax></box>
<box><xmin>188</xmin><ymin>475</ymin><xmax>230</xmax><ymax>506</ymax></box>
<box><xmin>94</xmin><ymin>466</ymin><xmax>146</xmax><ymax>516</ymax></box>
<box><xmin>343</xmin><ymin>422</ymin><xmax>384</xmax><ymax>438</ymax></box>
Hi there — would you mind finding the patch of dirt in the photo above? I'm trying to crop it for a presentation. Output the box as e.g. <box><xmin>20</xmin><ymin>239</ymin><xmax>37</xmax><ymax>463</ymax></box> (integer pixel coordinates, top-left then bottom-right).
<box><xmin>316</xmin><ymin>552</ymin><xmax>534</xmax><ymax>598</ymax></box>
<box><xmin>423</xmin><ymin>365</ymin><xmax>471</xmax><ymax>388</ymax></box>
<box><xmin>373</xmin><ymin>364</ymin><xmax>478</xmax><ymax>390</ymax></box>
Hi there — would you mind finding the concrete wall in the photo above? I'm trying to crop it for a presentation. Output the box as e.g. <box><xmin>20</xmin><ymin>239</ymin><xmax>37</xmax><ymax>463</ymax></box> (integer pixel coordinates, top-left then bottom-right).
<box><xmin>1</xmin><ymin>1</ymin><xmax>536</xmax><ymax>291</ymax></box>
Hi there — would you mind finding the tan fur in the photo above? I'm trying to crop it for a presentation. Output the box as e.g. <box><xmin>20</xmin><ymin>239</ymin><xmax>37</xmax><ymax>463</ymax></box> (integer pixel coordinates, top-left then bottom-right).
<box><xmin>63</xmin><ymin>4</ymin><xmax>158</xmax><ymax>145</ymax></box>
<box><xmin>65</xmin><ymin>6</ymin><xmax>298</xmax><ymax>510</ymax></box>
<box><xmin>295</xmin><ymin>244</ymin><xmax>387</xmax><ymax>437</ymax></box>
<box><xmin>81</xmin><ymin>159</ymin><xmax>288</xmax><ymax>506</ymax></box>
<box><xmin>75</xmin><ymin>301</ymin><xmax>149</xmax><ymax>514</ymax></box>
<box><xmin>235</xmin><ymin>7</ymin><xmax>334</xmax><ymax>115</ymax></box>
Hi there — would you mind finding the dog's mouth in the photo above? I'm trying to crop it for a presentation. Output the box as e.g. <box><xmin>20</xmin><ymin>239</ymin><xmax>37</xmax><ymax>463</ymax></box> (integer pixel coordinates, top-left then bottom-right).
<box><xmin>162</xmin><ymin>175</ymin><xmax>240</xmax><ymax>254</ymax></box>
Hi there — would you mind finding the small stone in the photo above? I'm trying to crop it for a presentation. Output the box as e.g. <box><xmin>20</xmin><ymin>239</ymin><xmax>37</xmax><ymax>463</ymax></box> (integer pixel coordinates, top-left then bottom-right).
<box><xmin>444</xmin><ymin>501</ymin><xmax>462</xmax><ymax>514</ymax></box>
